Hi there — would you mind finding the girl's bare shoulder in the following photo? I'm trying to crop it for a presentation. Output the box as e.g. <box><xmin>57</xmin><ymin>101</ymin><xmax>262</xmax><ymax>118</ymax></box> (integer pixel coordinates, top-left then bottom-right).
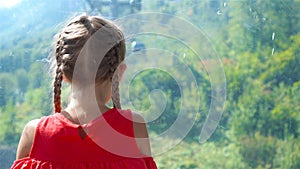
<box><xmin>24</xmin><ymin>119</ymin><xmax>40</xmax><ymax>132</ymax></box>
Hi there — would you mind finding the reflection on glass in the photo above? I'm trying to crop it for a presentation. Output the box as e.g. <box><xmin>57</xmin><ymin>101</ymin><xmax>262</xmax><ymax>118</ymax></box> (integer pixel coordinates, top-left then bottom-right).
<box><xmin>0</xmin><ymin>0</ymin><xmax>299</xmax><ymax>168</ymax></box>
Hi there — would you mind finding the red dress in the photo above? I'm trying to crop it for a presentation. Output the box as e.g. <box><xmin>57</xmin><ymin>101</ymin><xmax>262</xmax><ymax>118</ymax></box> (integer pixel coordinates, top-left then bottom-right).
<box><xmin>11</xmin><ymin>108</ymin><xmax>158</xmax><ymax>169</ymax></box>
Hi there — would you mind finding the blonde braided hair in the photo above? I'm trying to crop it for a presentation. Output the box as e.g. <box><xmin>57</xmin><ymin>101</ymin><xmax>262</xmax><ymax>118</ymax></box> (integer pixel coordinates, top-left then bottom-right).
<box><xmin>53</xmin><ymin>14</ymin><xmax>125</xmax><ymax>113</ymax></box>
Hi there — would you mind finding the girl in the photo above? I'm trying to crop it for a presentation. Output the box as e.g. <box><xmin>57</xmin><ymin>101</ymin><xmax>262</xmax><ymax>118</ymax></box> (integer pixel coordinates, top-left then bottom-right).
<box><xmin>11</xmin><ymin>14</ymin><xmax>158</xmax><ymax>169</ymax></box>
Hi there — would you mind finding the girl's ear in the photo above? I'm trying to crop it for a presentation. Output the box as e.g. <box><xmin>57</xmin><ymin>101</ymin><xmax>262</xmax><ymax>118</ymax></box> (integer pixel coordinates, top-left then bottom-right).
<box><xmin>62</xmin><ymin>73</ymin><xmax>70</xmax><ymax>83</ymax></box>
<box><xmin>118</xmin><ymin>63</ymin><xmax>127</xmax><ymax>82</ymax></box>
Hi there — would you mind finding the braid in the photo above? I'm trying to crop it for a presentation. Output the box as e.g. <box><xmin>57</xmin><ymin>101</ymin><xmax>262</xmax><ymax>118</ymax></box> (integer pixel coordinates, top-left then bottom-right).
<box><xmin>53</xmin><ymin>37</ymin><xmax>63</xmax><ymax>113</ymax></box>
<box><xmin>108</xmin><ymin>44</ymin><xmax>122</xmax><ymax>109</ymax></box>
<box><xmin>54</xmin><ymin>69</ymin><xmax>63</xmax><ymax>113</ymax></box>
<box><xmin>112</xmin><ymin>69</ymin><xmax>121</xmax><ymax>109</ymax></box>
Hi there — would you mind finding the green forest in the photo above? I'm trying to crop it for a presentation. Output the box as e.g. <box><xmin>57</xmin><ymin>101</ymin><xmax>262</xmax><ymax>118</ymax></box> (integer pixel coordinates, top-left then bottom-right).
<box><xmin>0</xmin><ymin>0</ymin><xmax>300</xmax><ymax>168</ymax></box>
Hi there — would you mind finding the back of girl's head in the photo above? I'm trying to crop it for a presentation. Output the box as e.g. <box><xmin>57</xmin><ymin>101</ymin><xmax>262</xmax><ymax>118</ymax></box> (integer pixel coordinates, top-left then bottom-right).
<box><xmin>53</xmin><ymin>14</ymin><xmax>126</xmax><ymax>113</ymax></box>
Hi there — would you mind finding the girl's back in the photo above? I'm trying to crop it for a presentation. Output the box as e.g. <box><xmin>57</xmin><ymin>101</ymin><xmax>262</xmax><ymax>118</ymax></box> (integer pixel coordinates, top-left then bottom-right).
<box><xmin>11</xmin><ymin>108</ymin><xmax>157</xmax><ymax>169</ymax></box>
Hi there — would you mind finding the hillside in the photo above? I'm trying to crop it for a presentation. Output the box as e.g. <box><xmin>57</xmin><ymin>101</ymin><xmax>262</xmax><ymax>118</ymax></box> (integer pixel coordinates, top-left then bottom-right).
<box><xmin>1</xmin><ymin>0</ymin><xmax>300</xmax><ymax>168</ymax></box>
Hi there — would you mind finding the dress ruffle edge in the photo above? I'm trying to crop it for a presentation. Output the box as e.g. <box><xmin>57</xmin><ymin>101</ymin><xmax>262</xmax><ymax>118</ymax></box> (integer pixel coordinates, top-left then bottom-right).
<box><xmin>11</xmin><ymin>157</ymin><xmax>158</xmax><ymax>169</ymax></box>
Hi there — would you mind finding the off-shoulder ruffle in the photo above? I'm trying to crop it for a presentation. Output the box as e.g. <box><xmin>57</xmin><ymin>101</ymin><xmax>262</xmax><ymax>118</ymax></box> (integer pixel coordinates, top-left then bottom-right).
<box><xmin>11</xmin><ymin>157</ymin><xmax>158</xmax><ymax>169</ymax></box>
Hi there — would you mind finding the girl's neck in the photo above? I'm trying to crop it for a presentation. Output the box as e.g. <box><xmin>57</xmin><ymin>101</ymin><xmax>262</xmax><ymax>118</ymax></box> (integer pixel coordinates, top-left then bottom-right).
<box><xmin>64</xmin><ymin>81</ymin><xmax>112</xmax><ymax>124</ymax></box>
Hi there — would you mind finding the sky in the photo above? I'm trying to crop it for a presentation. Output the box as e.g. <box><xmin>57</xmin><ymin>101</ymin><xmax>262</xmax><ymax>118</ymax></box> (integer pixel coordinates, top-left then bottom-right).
<box><xmin>0</xmin><ymin>0</ymin><xmax>22</xmax><ymax>8</ymax></box>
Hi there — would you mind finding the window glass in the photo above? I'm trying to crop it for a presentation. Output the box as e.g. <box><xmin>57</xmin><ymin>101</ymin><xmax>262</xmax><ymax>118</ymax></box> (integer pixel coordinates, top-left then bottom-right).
<box><xmin>0</xmin><ymin>0</ymin><xmax>299</xmax><ymax>168</ymax></box>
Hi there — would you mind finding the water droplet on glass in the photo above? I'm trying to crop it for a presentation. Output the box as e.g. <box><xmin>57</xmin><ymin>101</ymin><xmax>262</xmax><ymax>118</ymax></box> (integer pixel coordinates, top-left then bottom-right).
<box><xmin>217</xmin><ymin>9</ymin><xmax>222</xmax><ymax>15</ymax></box>
<box><xmin>272</xmin><ymin>32</ymin><xmax>275</xmax><ymax>40</ymax></box>
<box><xmin>36</xmin><ymin>58</ymin><xmax>51</xmax><ymax>63</ymax></box>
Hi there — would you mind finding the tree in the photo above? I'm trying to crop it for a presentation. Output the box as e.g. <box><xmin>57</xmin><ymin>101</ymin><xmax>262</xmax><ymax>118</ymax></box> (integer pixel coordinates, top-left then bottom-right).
<box><xmin>0</xmin><ymin>73</ymin><xmax>17</xmax><ymax>106</ymax></box>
